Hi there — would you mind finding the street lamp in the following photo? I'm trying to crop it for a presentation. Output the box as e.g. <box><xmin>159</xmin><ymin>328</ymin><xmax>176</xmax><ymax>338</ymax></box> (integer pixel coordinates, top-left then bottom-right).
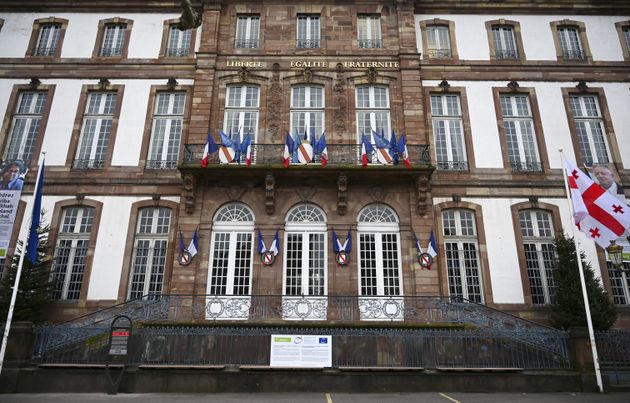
<box><xmin>607</xmin><ymin>239</ymin><xmax>628</xmax><ymax>272</ymax></box>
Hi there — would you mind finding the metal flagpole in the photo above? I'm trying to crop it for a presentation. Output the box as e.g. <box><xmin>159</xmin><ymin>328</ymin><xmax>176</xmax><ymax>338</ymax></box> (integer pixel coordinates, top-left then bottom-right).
<box><xmin>559</xmin><ymin>149</ymin><xmax>604</xmax><ymax>393</ymax></box>
<box><xmin>0</xmin><ymin>152</ymin><xmax>45</xmax><ymax>375</ymax></box>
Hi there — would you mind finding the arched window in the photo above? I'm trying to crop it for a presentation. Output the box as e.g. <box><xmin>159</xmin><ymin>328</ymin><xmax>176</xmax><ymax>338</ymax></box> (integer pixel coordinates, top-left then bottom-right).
<box><xmin>128</xmin><ymin>207</ymin><xmax>171</xmax><ymax>300</ymax></box>
<box><xmin>357</xmin><ymin>204</ymin><xmax>402</xmax><ymax>298</ymax></box>
<box><xmin>208</xmin><ymin>203</ymin><xmax>255</xmax><ymax>299</ymax></box>
<box><xmin>284</xmin><ymin>204</ymin><xmax>327</xmax><ymax>298</ymax></box>
<box><xmin>519</xmin><ymin>210</ymin><xmax>556</xmax><ymax>304</ymax></box>
<box><xmin>51</xmin><ymin>206</ymin><xmax>95</xmax><ymax>300</ymax></box>
<box><xmin>442</xmin><ymin>209</ymin><xmax>483</xmax><ymax>303</ymax></box>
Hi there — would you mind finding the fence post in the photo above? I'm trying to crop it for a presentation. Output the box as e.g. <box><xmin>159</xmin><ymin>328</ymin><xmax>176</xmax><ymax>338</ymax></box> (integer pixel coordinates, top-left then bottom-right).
<box><xmin>567</xmin><ymin>326</ymin><xmax>595</xmax><ymax>371</ymax></box>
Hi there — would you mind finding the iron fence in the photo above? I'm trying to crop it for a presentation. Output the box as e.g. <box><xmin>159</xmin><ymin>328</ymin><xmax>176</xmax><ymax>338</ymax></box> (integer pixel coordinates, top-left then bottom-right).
<box><xmin>596</xmin><ymin>330</ymin><xmax>630</xmax><ymax>369</ymax></box>
<box><xmin>183</xmin><ymin>143</ymin><xmax>431</xmax><ymax>166</ymax></box>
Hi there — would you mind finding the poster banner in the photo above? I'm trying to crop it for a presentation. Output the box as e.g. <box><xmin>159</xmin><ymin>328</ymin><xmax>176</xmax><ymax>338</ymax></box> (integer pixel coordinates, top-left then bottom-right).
<box><xmin>0</xmin><ymin>160</ymin><xmax>27</xmax><ymax>258</ymax></box>
<box><xmin>270</xmin><ymin>334</ymin><xmax>332</xmax><ymax>368</ymax></box>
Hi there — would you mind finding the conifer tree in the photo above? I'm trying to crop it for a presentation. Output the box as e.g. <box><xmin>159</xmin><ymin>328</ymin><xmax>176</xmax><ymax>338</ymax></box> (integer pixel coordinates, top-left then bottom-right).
<box><xmin>0</xmin><ymin>215</ymin><xmax>53</xmax><ymax>323</ymax></box>
<box><xmin>551</xmin><ymin>234</ymin><xmax>617</xmax><ymax>330</ymax></box>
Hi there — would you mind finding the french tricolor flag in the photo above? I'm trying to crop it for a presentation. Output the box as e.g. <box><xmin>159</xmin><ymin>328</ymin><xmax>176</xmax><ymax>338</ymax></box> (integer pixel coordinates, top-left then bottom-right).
<box><xmin>283</xmin><ymin>133</ymin><xmax>295</xmax><ymax>168</ymax></box>
<box><xmin>361</xmin><ymin>134</ymin><xmax>374</xmax><ymax>168</ymax></box>
<box><xmin>201</xmin><ymin>132</ymin><xmax>219</xmax><ymax>167</ymax></box>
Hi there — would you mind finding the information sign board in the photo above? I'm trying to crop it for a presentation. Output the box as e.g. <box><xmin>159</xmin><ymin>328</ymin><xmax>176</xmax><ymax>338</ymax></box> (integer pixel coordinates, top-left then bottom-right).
<box><xmin>270</xmin><ymin>334</ymin><xmax>332</xmax><ymax>368</ymax></box>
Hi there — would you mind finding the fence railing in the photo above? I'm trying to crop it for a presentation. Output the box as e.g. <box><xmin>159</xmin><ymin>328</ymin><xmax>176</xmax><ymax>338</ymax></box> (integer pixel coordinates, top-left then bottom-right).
<box><xmin>183</xmin><ymin>143</ymin><xmax>431</xmax><ymax>166</ymax></box>
<box><xmin>596</xmin><ymin>330</ymin><xmax>630</xmax><ymax>369</ymax></box>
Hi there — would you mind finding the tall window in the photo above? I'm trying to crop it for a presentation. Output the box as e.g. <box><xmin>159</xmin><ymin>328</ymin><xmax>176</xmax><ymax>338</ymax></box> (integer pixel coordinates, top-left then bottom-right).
<box><xmin>557</xmin><ymin>27</ymin><xmax>584</xmax><ymax>60</ymax></box>
<box><xmin>426</xmin><ymin>25</ymin><xmax>451</xmax><ymax>58</ymax></box>
<box><xmin>291</xmin><ymin>86</ymin><xmax>324</xmax><ymax>136</ymax></box>
<box><xmin>284</xmin><ymin>204</ymin><xmax>327</xmax><ymax>297</ymax></box>
<box><xmin>128</xmin><ymin>207</ymin><xmax>171</xmax><ymax>300</ymax></box>
<box><xmin>358</xmin><ymin>204</ymin><xmax>402</xmax><ymax>297</ymax></box>
<box><xmin>492</xmin><ymin>26</ymin><xmax>518</xmax><ymax>59</ymax></box>
<box><xmin>519</xmin><ymin>210</ymin><xmax>556</xmax><ymax>305</ymax></box>
<box><xmin>357</xmin><ymin>15</ymin><xmax>382</xmax><ymax>48</ymax></box>
<box><xmin>235</xmin><ymin>15</ymin><xmax>260</xmax><ymax>48</ymax></box>
<box><xmin>500</xmin><ymin>95</ymin><xmax>541</xmax><ymax>172</ymax></box>
<box><xmin>208</xmin><ymin>203</ymin><xmax>254</xmax><ymax>297</ymax></box>
<box><xmin>442</xmin><ymin>209</ymin><xmax>483</xmax><ymax>303</ymax></box>
<box><xmin>224</xmin><ymin>85</ymin><xmax>259</xmax><ymax>143</ymax></box>
<box><xmin>624</xmin><ymin>27</ymin><xmax>630</xmax><ymax>51</ymax></box>
<box><xmin>569</xmin><ymin>95</ymin><xmax>610</xmax><ymax>165</ymax></box>
<box><xmin>147</xmin><ymin>92</ymin><xmax>185</xmax><ymax>169</ymax></box>
<box><xmin>356</xmin><ymin>85</ymin><xmax>390</xmax><ymax>143</ymax></box>
<box><xmin>166</xmin><ymin>26</ymin><xmax>192</xmax><ymax>56</ymax></box>
<box><xmin>431</xmin><ymin>94</ymin><xmax>467</xmax><ymax>170</ymax></box>
<box><xmin>74</xmin><ymin>92</ymin><xmax>117</xmax><ymax>169</ymax></box>
<box><xmin>34</xmin><ymin>24</ymin><xmax>61</xmax><ymax>56</ymax></box>
<box><xmin>297</xmin><ymin>15</ymin><xmax>320</xmax><ymax>48</ymax></box>
<box><xmin>100</xmin><ymin>24</ymin><xmax>127</xmax><ymax>56</ymax></box>
<box><xmin>3</xmin><ymin>91</ymin><xmax>48</xmax><ymax>164</ymax></box>
<box><xmin>51</xmin><ymin>207</ymin><xmax>95</xmax><ymax>300</ymax></box>
<box><xmin>608</xmin><ymin>262</ymin><xmax>630</xmax><ymax>305</ymax></box>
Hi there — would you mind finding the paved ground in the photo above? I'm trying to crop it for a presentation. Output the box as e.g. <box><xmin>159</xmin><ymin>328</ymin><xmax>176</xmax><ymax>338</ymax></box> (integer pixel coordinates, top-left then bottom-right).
<box><xmin>0</xmin><ymin>393</ymin><xmax>628</xmax><ymax>403</ymax></box>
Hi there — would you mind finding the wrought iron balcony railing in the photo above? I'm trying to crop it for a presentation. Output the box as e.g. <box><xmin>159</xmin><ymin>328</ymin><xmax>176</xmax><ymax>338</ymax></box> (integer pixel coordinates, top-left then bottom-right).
<box><xmin>72</xmin><ymin>159</ymin><xmax>105</xmax><ymax>170</ymax></box>
<box><xmin>358</xmin><ymin>39</ymin><xmax>383</xmax><ymax>49</ymax></box>
<box><xmin>511</xmin><ymin>161</ymin><xmax>543</xmax><ymax>173</ymax></box>
<box><xmin>183</xmin><ymin>143</ymin><xmax>430</xmax><ymax>167</ymax></box>
<box><xmin>495</xmin><ymin>49</ymin><xmax>519</xmax><ymax>59</ymax></box>
<box><xmin>427</xmin><ymin>48</ymin><xmax>452</xmax><ymax>58</ymax></box>
<box><xmin>436</xmin><ymin>160</ymin><xmax>468</xmax><ymax>171</ymax></box>
<box><xmin>235</xmin><ymin>39</ymin><xmax>259</xmax><ymax>49</ymax></box>
<box><xmin>297</xmin><ymin>39</ymin><xmax>320</xmax><ymax>48</ymax></box>
<box><xmin>33</xmin><ymin>46</ymin><xmax>56</xmax><ymax>56</ymax></box>
<box><xmin>562</xmin><ymin>49</ymin><xmax>585</xmax><ymax>60</ymax></box>
<box><xmin>99</xmin><ymin>47</ymin><xmax>123</xmax><ymax>57</ymax></box>
<box><xmin>146</xmin><ymin>159</ymin><xmax>178</xmax><ymax>170</ymax></box>
<box><xmin>165</xmin><ymin>47</ymin><xmax>190</xmax><ymax>57</ymax></box>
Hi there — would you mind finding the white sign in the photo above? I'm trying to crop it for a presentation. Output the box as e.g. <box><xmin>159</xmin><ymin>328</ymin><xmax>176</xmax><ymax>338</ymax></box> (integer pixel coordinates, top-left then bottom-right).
<box><xmin>0</xmin><ymin>190</ymin><xmax>21</xmax><ymax>259</ymax></box>
<box><xmin>270</xmin><ymin>334</ymin><xmax>332</xmax><ymax>368</ymax></box>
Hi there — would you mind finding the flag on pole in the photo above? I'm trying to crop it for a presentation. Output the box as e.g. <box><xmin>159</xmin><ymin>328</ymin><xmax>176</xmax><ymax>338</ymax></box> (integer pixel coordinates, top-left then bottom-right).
<box><xmin>269</xmin><ymin>230</ymin><xmax>280</xmax><ymax>256</ymax></box>
<box><xmin>241</xmin><ymin>132</ymin><xmax>252</xmax><ymax>167</ymax></box>
<box><xmin>413</xmin><ymin>232</ymin><xmax>424</xmax><ymax>255</ymax></box>
<box><xmin>389</xmin><ymin>130</ymin><xmax>399</xmax><ymax>165</ymax></box>
<box><xmin>219</xmin><ymin>130</ymin><xmax>237</xmax><ymax>163</ymax></box>
<box><xmin>361</xmin><ymin>134</ymin><xmax>374</xmax><ymax>168</ymax></box>
<box><xmin>372</xmin><ymin>129</ymin><xmax>393</xmax><ymax>165</ymax></box>
<box><xmin>427</xmin><ymin>231</ymin><xmax>438</xmax><ymax>259</ymax></box>
<box><xmin>258</xmin><ymin>229</ymin><xmax>267</xmax><ymax>254</ymax></box>
<box><xmin>283</xmin><ymin>133</ymin><xmax>295</xmax><ymax>168</ymax></box>
<box><xmin>188</xmin><ymin>228</ymin><xmax>199</xmax><ymax>258</ymax></box>
<box><xmin>317</xmin><ymin>132</ymin><xmax>328</xmax><ymax>167</ymax></box>
<box><xmin>398</xmin><ymin>134</ymin><xmax>411</xmax><ymax>169</ymax></box>
<box><xmin>178</xmin><ymin>229</ymin><xmax>186</xmax><ymax>253</ymax></box>
<box><xmin>25</xmin><ymin>160</ymin><xmax>44</xmax><ymax>263</ymax></box>
<box><xmin>201</xmin><ymin>133</ymin><xmax>219</xmax><ymax>167</ymax></box>
<box><xmin>563</xmin><ymin>157</ymin><xmax>630</xmax><ymax>249</ymax></box>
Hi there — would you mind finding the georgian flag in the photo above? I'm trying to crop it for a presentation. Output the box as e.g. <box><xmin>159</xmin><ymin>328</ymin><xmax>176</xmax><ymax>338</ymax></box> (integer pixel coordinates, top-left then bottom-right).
<box><xmin>283</xmin><ymin>133</ymin><xmax>295</xmax><ymax>168</ymax></box>
<box><xmin>188</xmin><ymin>228</ymin><xmax>199</xmax><ymax>258</ymax></box>
<box><xmin>361</xmin><ymin>134</ymin><xmax>375</xmax><ymax>168</ymax></box>
<box><xmin>201</xmin><ymin>133</ymin><xmax>219</xmax><ymax>167</ymax></box>
<box><xmin>564</xmin><ymin>158</ymin><xmax>630</xmax><ymax>249</ymax></box>
<box><xmin>316</xmin><ymin>132</ymin><xmax>328</xmax><ymax>167</ymax></box>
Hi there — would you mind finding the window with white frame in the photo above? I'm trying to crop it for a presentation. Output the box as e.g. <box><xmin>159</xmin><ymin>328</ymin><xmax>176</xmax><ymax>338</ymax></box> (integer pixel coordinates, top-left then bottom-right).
<box><xmin>297</xmin><ymin>15</ymin><xmax>320</xmax><ymax>48</ymax></box>
<box><xmin>224</xmin><ymin>85</ymin><xmax>259</xmax><ymax>144</ymax></box>
<box><xmin>356</xmin><ymin>85</ymin><xmax>390</xmax><ymax>143</ymax></box>
<box><xmin>357</xmin><ymin>15</ymin><xmax>382</xmax><ymax>48</ymax></box>
<box><xmin>3</xmin><ymin>91</ymin><xmax>48</xmax><ymax>164</ymax></box>
<box><xmin>431</xmin><ymin>94</ymin><xmax>467</xmax><ymax>170</ymax></box>
<box><xmin>519</xmin><ymin>210</ymin><xmax>556</xmax><ymax>305</ymax></box>
<box><xmin>100</xmin><ymin>24</ymin><xmax>127</xmax><ymax>56</ymax></box>
<box><xmin>426</xmin><ymin>25</ymin><xmax>451</xmax><ymax>58</ymax></box>
<box><xmin>557</xmin><ymin>27</ymin><xmax>584</xmax><ymax>60</ymax></box>
<box><xmin>442</xmin><ymin>209</ymin><xmax>483</xmax><ymax>303</ymax></box>
<box><xmin>166</xmin><ymin>26</ymin><xmax>192</xmax><ymax>56</ymax></box>
<box><xmin>208</xmin><ymin>203</ymin><xmax>254</xmax><ymax>296</ymax></box>
<box><xmin>34</xmin><ymin>24</ymin><xmax>61</xmax><ymax>56</ymax></box>
<box><xmin>624</xmin><ymin>27</ymin><xmax>630</xmax><ymax>53</ymax></box>
<box><xmin>128</xmin><ymin>207</ymin><xmax>171</xmax><ymax>300</ymax></box>
<box><xmin>608</xmin><ymin>261</ymin><xmax>630</xmax><ymax>305</ymax></box>
<box><xmin>357</xmin><ymin>204</ymin><xmax>402</xmax><ymax>297</ymax></box>
<box><xmin>569</xmin><ymin>95</ymin><xmax>610</xmax><ymax>165</ymax></box>
<box><xmin>500</xmin><ymin>95</ymin><xmax>542</xmax><ymax>172</ymax></box>
<box><xmin>291</xmin><ymin>86</ymin><xmax>324</xmax><ymax>137</ymax></box>
<box><xmin>284</xmin><ymin>204</ymin><xmax>327</xmax><ymax>297</ymax></box>
<box><xmin>74</xmin><ymin>92</ymin><xmax>117</xmax><ymax>169</ymax></box>
<box><xmin>235</xmin><ymin>15</ymin><xmax>260</xmax><ymax>48</ymax></box>
<box><xmin>492</xmin><ymin>26</ymin><xmax>518</xmax><ymax>59</ymax></box>
<box><xmin>51</xmin><ymin>207</ymin><xmax>95</xmax><ymax>300</ymax></box>
<box><xmin>147</xmin><ymin>92</ymin><xmax>185</xmax><ymax>169</ymax></box>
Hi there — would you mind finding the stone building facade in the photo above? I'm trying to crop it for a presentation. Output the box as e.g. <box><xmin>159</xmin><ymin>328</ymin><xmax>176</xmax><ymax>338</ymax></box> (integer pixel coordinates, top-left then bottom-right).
<box><xmin>0</xmin><ymin>0</ymin><xmax>628</xmax><ymax>327</ymax></box>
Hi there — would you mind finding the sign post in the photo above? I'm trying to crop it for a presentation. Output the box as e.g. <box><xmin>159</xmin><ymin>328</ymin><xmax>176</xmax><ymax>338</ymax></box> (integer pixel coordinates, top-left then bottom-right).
<box><xmin>105</xmin><ymin>315</ymin><xmax>132</xmax><ymax>395</ymax></box>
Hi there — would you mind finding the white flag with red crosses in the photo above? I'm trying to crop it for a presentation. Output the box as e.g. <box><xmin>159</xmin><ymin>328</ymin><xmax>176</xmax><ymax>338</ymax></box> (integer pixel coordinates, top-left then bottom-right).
<box><xmin>564</xmin><ymin>158</ymin><xmax>630</xmax><ymax>249</ymax></box>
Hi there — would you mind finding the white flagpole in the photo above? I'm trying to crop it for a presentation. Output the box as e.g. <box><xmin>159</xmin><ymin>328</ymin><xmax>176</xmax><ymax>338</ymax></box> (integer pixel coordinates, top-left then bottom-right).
<box><xmin>559</xmin><ymin>149</ymin><xmax>604</xmax><ymax>393</ymax></box>
<box><xmin>0</xmin><ymin>153</ymin><xmax>45</xmax><ymax>375</ymax></box>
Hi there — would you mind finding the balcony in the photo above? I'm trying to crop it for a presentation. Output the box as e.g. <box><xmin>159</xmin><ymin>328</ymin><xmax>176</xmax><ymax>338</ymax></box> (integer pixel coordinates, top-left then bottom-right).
<box><xmin>183</xmin><ymin>143</ymin><xmax>430</xmax><ymax>167</ymax></box>
<box><xmin>99</xmin><ymin>47</ymin><xmax>123</xmax><ymax>57</ymax></box>
<box><xmin>436</xmin><ymin>160</ymin><xmax>468</xmax><ymax>171</ymax></box>
<box><xmin>235</xmin><ymin>39</ymin><xmax>259</xmax><ymax>49</ymax></box>
<box><xmin>561</xmin><ymin>49</ymin><xmax>585</xmax><ymax>60</ymax></box>
<box><xmin>165</xmin><ymin>47</ymin><xmax>189</xmax><ymax>57</ymax></box>
<box><xmin>72</xmin><ymin>159</ymin><xmax>105</xmax><ymax>170</ymax></box>
<box><xmin>33</xmin><ymin>46</ymin><xmax>56</xmax><ymax>56</ymax></box>
<box><xmin>146</xmin><ymin>159</ymin><xmax>178</xmax><ymax>170</ymax></box>
<box><xmin>358</xmin><ymin>39</ymin><xmax>382</xmax><ymax>49</ymax></box>
<box><xmin>427</xmin><ymin>48</ymin><xmax>452</xmax><ymax>58</ymax></box>
<box><xmin>296</xmin><ymin>39</ymin><xmax>320</xmax><ymax>49</ymax></box>
<box><xmin>495</xmin><ymin>49</ymin><xmax>519</xmax><ymax>59</ymax></box>
<box><xmin>511</xmin><ymin>161</ymin><xmax>543</xmax><ymax>173</ymax></box>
